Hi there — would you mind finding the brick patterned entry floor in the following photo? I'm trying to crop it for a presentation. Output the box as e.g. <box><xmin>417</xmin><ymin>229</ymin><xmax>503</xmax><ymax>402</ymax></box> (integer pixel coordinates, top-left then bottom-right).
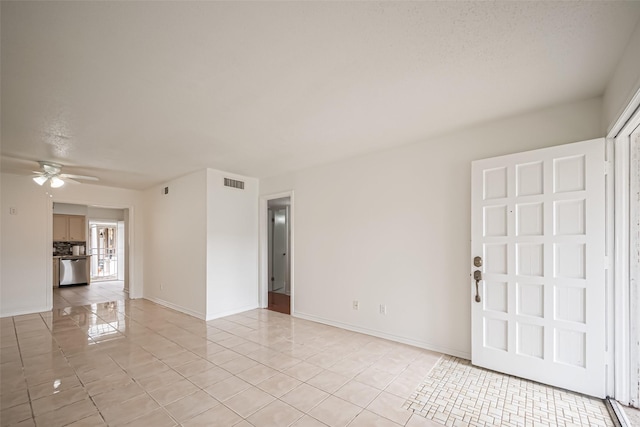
<box><xmin>403</xmin><ymin>355</ymin><xmax>615</xmax><ymax>427</ymax></box>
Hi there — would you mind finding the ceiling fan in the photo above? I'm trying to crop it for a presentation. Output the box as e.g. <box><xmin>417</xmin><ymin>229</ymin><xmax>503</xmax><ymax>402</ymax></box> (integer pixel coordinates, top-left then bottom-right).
<box><xmin>32</xmin><ymin>161</ymin><xmax>99</xmax><ymax>188</ymax></box>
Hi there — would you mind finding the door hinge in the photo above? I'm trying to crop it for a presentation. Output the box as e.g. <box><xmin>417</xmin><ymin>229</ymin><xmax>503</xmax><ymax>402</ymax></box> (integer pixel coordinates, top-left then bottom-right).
<box><xmin>604</xmin><ymin>256</ymin><xmax>611</xmax><ymax>270</ymax></box>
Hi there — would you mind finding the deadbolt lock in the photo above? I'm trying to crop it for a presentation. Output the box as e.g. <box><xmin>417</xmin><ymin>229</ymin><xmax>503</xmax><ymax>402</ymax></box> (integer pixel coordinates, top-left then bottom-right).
<box><xmin>473</xmin><ymin>256</ymin><xmax>482</xmax><ymax>267</ymax></box>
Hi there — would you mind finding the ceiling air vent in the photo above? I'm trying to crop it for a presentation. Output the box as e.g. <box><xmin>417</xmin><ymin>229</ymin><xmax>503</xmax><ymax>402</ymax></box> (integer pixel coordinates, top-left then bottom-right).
<box><xmin>224</xmin><ymin>178</ymin><xmax>245</xmax><ymax>190</ymax></box>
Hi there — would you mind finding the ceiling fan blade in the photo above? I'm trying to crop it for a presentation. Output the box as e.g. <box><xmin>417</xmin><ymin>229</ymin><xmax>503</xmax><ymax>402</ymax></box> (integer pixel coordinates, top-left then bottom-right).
<box><xmin>60</xmin><ymin>173</ymin><xmax>99</xmax><ymax>181</ymax></box>
<box><xmin>63</xmin><ymin>178</ymin><xmax>81</xmax><ymax>185</ymax></box>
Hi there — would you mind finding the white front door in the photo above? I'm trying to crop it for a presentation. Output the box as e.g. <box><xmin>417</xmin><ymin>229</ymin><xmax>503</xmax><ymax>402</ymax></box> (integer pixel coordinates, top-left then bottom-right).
<box><xmin>471</xmin><ymin>138</ymin><xmax>606</xmax><ymax>398</ymax></box>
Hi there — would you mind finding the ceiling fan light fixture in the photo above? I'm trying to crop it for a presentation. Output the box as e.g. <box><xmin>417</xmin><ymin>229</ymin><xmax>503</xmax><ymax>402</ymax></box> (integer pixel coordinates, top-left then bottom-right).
<box><xmin>33</xmin><ymin>175</ymin><xmax>48</xmax><ymax>186</ymax></box>
<box><xmin>50</xmin><ymin>176</ymin><xmax>65</xmax><ymax>188</ymax></box>
<box><xmin>32</xmin><ymin>161</ymin><xmax>98</xmax><ymax>187</ymax></box>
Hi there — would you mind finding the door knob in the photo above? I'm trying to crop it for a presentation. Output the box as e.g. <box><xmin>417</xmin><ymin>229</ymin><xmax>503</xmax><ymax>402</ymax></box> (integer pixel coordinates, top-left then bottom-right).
<box><xmin>473</xmin><ymin>270</ymin><xmax>482</xmax><ymax>303</ymax></box>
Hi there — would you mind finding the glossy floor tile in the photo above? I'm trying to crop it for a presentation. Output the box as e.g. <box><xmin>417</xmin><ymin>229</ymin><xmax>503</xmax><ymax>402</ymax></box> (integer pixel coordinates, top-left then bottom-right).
<box><xmin>1</xmin><ymin>283</ymin><xmax>615</xmax><ymax>427</ymax></box>
<box><xmin>0</xmin><ymin>282</ymin><xmax>440</xmax><ymax>426</ymax></box>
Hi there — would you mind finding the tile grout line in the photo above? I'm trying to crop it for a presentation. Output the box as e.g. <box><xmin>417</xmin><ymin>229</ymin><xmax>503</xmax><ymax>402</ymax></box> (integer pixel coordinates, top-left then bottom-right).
<box><xmin>5</xmin><ymin>288</ymin><xmax>440</xmax><ymax>427</ymax></box>
<box><xmin>14</xmin><ymin>315</ymin><xmax>37</xmax><ymax>426</ymax></box>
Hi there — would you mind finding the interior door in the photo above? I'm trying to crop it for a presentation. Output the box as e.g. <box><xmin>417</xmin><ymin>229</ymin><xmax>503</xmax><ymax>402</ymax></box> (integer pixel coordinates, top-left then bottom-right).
<box><xmin>471</xmin><ymin>138</ymin><xmax>606</xmax><ymax>398</ymax></box>
<box><xmin>271</xmin><ymin>207</ymin><xmax>288</xmax><ymax>294</ymax></box>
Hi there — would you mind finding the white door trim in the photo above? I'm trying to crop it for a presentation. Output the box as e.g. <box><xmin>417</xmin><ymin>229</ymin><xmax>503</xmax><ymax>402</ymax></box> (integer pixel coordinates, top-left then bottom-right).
<box><xmin>48</xmin><ymin>200</ymin><xmax>137</xmax><ymax>304</ymax></box>
<box><xmin>605</xmin><ymin>138</ymin><xmax>615</xmax><ymax>398</ymax></box>
<box><xmin>610</xmin><ymin>103</ymin><xmax>640</xmax><ymax>404</ymax></box>
<box><xmin>631</xmin><ymin>131</ymin><xmax>640</xmax><ymax>407</ymax></box>
<box><xmin>259</xmin><ymin>191</ymin><xmax>294</xmax><ymax>312</ymax></box>
<box><xmin>614</xmin><ymin>133</ymin><xmax>631</xmax><ymax>404</ymax></box>
<box><xmin>607</xmin><ymin>88</ymin><xmax>640</xmax><ymax>139</ymax></box>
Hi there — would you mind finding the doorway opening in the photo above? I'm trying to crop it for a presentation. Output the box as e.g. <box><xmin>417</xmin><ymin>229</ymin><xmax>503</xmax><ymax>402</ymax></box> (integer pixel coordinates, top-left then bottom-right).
<box><xmin>89</xmin><ymin>220</ymin><xmax>123</xmax><ymax>282</ymax></box>
<box><xmin>267</xmin><ymin>196</ymin><xmax>291</xmax><ymax>314</ymax></box>
<box><xmin>51</xmin><ymin>203</ymin><xmax>129</xmax><ymax>306</ymax></box>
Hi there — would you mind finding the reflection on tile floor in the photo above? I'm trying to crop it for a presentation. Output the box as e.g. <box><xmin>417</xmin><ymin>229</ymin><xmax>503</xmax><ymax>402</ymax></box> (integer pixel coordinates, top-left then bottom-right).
<box><xmin>53</xmin><ymin>281</ymin><xmax>127</xmax><ymax>309</ymax></box>
<box><xmin>1</xmin><ymin>284</ymin><xmax>618</xmax><ymax>427</ymax></box>
<box><xmin>404</xmin><ymin>355</ymin><xmax>614</xmax><ymax>427</ymax></box>
<box><xmin>1</xmin><ymin>283</ymin><xmax>443</xmax><ymax>426</ymax></box>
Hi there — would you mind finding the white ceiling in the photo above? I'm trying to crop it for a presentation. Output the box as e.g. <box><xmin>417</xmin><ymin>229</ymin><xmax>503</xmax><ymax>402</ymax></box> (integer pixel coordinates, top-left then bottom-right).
<box><xmin>2</xmin><ymin>1</ymin><xmax>640</xmax><ymax>190</ymax></box>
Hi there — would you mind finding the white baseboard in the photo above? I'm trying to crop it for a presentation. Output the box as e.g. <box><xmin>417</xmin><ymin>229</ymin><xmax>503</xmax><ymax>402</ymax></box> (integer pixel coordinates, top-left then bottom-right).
<box><xmin>206</xmin><ymin>304</ymin><xmax>259</xmax><ymax>321</ymax></box>
<box><xmin>0</xmin><ymin>305</ymin><xmax>52</xmax><ymax>318</ymax></box>
<box><xmin>293</xmin><ymin>311</ymin><xmax>471</xmax><ymax>360</ymax></box>
<box><xmin>144</xmin><ymin>296</ymin><xmax>206</xmax><ymax>320</ymax></box>
<box><xmin>143</xmin><ymin>297</ymin><xmax>258</xmax><ymax>322</ymax></box>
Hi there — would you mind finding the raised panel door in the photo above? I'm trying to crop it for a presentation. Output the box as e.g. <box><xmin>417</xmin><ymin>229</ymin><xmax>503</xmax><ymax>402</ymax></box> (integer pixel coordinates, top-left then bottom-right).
<box><xmin>471</xmin><ymin>138</ymin><xmax>605</xmax><ymax>397</ymax></box>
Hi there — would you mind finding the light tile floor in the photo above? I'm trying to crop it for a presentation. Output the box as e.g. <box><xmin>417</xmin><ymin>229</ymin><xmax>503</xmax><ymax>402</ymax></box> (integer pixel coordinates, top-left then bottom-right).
<box><xmin>1</xmin><ymin>283</ymin><xmax>443</xmax><ymax>426</ymax></box>
<box><xmin>0</xmin><ymin>283</ymin><xmax>618</xmax><ymax>427</ymax></box>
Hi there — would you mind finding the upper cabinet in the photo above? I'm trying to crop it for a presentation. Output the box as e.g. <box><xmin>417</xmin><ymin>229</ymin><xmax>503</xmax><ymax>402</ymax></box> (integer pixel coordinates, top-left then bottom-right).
<box><xmin>52</xmin><ymin>215</ymin><xmax>68</xmax><ymax>241</ymax></box>
<box><xmin>53</xmin><ymin>214</ymin><xmax>86</xmax><ymax>242</ymax></box>
<box><xmin>68</xmin><ymin>216</ymin><xmax>86</xmax><ymax>241</ymax></box>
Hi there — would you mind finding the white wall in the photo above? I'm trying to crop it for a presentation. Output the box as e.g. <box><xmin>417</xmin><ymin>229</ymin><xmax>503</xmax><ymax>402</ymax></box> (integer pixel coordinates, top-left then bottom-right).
<box><xmin>143</xmin><ymin>170</ymin><xmax>208</xmax><ymax>318</ymax></box>
<box><xmin>0</xmin><ymin>173</ymin><xmax>144</xmax><ymax>316</ymax></box>
<box><xmin>53</xmin><ymin>203</ymin><xmax>88</xmax><ymax>215</ymax></box>
<box><xmin>604</xmin><ymin>20</ymin><xmax>640</xmax><ymax>133</ymax></box>
<box><xmin>124</xmin><ymin>210</ymin><xmax>130</xmax><ymax>293</ymax></box>
<box><xmin>142</xmin><ymin>168</ymin><xmax>259</xmax><ymax>320</ymax></box>
<box><xmin>87</xmin><ymin>206</ymin><xmax>125</xmax><ymax>221</ymax></box>
<box><xmin>1</xmin><ymin>174</ymin><xmax>52</xmax><ymax>316</ymax></box>
<box><xmin>117</xmin><ymin>221</ymin><xmax>125</xmax><ymax>282</ymax></box>
<box><xmin>206</xmin><ymin>169</ymin><xmax>259</xmax><ymax>320</ymax></box>
<box><xmin>260</xmin><ymin>97</ymin><xmax>604</xmax><ymax>358</ymax></box>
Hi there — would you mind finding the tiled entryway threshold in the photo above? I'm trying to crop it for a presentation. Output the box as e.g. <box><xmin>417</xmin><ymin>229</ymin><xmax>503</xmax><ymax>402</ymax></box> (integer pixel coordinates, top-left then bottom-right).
<box><xmin>404</xmin><ymin>355</ymin><xmax>615</xmax><ymax>427</ymax></box>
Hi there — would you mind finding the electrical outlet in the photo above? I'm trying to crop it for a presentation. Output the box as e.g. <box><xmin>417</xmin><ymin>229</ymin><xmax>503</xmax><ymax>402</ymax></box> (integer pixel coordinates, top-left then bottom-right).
<box><xmin>9</xmin><ymin>207</ymin><xmax>17</xmax><ymax>215</ymax></box>
<box><xmin>379</xmin><ymin>304</ymin><xmax>386</xmax><ymax>315</ymax></box>
<box><xmin>352</xmin><ymin>300</ymin><xmax>359</xmax><ymax>310</ymax></box>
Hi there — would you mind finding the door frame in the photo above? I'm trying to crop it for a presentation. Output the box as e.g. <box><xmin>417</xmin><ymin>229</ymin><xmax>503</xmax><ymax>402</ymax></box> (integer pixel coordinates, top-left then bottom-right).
<box><xmin>48</xmin><ymin>200</ymin><xmax>136</xmax><ymax>303</ymax></box>
<box><xmin>268</xmin><ymin>205</ymin><xmax>290</xmax><ymax>295</ymax></box>
<box><xmin>88</xmin><ymin>219</ymin><xmax>121</xmax><ymax>282</ymax></box>
<box><xmin>259</xmin><ymin>191</ymin><xmax>294</xmax><ymax>313</ymax></box>
<box><xmin>609</xmin><ymin>93</ymin><xmax>640</xmax><ymax>404</ymax></box>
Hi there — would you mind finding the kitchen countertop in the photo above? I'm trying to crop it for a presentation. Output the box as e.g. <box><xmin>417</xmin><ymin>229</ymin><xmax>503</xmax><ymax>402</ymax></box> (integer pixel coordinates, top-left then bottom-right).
<box><xmin>53</xmin><ymin>255</ymin><xmax>91</xmax><ymax>259</ymax></box>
